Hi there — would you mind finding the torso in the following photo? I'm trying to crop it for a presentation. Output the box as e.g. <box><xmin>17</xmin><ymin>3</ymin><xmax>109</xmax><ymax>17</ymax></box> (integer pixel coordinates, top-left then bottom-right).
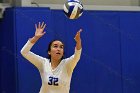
<box><xmin>39</xmin><ymin>59</ymin><xmax>71</xmax><ymax>93</ymax></box>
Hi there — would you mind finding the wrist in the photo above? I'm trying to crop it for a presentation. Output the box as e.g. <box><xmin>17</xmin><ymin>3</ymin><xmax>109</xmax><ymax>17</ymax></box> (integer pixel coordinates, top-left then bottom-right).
<box><xmin>76</xmin><ymin>42</ymin><xmax>82</xmax><ymax>50</ymax></box>
<box><xmin>29</xmin><ymin>36</ymin><xmax>40</xmax><ymax>44</ymax></box>
<box><xmin>33</xmin><ymin>36</ymin><xmax>40</xmax><ymax>39</ymax></box>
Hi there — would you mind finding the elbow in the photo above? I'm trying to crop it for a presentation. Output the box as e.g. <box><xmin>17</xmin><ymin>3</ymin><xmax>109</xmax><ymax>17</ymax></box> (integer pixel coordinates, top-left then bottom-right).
<box><xmin>74</xmin><ymin>55</ymin><xmax>81</xmax><ymax>62</ymax></box>
<box><xmin>20</xmin><ymin>49</ymin><xmax>24</xmax><ymax>56</ymax></box>
<box><xmin>20</xmin><ymin>48</ymin><xmax>26</xmax><ymax>56</ymax></box>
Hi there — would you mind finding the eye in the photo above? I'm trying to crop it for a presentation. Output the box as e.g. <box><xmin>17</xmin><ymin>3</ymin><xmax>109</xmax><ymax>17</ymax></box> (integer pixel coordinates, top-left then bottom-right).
<box><xmin>60</xmin><ymin>46</ymin><xmax>64</xmax><ymax>49</ymax></box>
<box><xmin>53</xmin><ymin>45</ymin><xmax>58</xmax><ymax>48</ymax></box>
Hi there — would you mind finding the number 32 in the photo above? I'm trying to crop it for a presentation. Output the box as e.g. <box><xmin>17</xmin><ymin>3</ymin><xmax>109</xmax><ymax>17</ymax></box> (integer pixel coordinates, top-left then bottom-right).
<box><xmin>48</xmin><ymin>76</ymin><xmax>59</xmax><ymax>86</ymax></box>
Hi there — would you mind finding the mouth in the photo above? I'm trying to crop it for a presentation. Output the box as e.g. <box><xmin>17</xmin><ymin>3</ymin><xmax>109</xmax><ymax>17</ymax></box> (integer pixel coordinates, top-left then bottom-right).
<box><xmin>56</xmin><ymin>53</ymin><xmax>61</xmax><ymax>55</ymax></box>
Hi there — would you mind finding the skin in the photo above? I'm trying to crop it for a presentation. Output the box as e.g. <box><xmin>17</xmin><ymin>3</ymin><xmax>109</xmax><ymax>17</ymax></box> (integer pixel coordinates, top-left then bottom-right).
<box><xmin>29</xmin><ymin>22</ymin><xmax>82</xmax><ymax>69</ymax></box>
<box><xmin>48</xmin><ymin>40</ymin><xmax>64</xmax><ymax>69</ymax></box>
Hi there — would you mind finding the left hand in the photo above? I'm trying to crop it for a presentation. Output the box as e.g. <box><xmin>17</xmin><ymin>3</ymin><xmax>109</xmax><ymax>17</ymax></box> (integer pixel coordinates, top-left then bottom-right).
<box><xmin>74</xmin><ymin>29</ymin><xmax>82</xmax><ymax>43</ymax></box>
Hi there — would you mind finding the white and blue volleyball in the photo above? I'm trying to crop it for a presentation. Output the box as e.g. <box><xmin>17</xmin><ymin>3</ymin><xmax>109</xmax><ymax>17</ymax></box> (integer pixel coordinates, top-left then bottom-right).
<box><xmin>63</xmin><ymin>0</ymin><xmax>83</xmax><ymax>19</ymax></box>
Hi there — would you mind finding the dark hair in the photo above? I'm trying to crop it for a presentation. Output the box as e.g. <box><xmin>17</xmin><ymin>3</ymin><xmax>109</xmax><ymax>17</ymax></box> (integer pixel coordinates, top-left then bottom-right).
<box><xmin>47</xmin><ymin>40</ymin><xmax>65</xmax><ymax>61</ymax></box>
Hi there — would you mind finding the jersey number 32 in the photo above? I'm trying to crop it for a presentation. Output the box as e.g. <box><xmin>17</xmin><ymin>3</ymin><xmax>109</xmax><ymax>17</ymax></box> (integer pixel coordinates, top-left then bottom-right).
<box><xmin>48</xmin><ymin>76</ymin><xmax>59</xmax><ymax>86</ymax></box>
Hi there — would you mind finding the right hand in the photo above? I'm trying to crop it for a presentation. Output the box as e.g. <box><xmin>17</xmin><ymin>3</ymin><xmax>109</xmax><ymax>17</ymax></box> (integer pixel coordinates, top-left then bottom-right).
<box><xmin>35</xmin><ymin>22</ymin><xmax>46</xmax><ymax>38</ymax></box>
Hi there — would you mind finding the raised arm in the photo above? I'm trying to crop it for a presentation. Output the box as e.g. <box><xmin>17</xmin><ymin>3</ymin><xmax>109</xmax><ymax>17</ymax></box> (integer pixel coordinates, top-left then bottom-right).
<box><xmin>65</xmin><ymin>29</ymin><xmax>82</xmax><ymax>75</ymax></box>
<box><xmin>20</xmin><ymin>22</ymin><xmax>47</xmax><ymax>70</ymax></box>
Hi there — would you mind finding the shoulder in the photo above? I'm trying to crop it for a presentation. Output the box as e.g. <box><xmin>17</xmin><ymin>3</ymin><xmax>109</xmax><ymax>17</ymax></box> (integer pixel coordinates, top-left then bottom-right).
<box><xmin>62</xmin><ymin>58</ymin><xmax>70</xmax><ymax>62</ymax></box>
<box><xmin>41</xmin><ymin>58</ymin><xmax>50</xmax><ymax>65</ymax></box>
<box><xmin>44</xmin><ymin>58</ymin><xmax>50</xmax><ymax>63</ymax></box>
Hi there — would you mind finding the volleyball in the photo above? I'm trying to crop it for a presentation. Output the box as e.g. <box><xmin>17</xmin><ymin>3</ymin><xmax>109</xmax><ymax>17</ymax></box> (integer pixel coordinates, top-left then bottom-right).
<box><xmin>63</xmin><ymin>0</ymin><xmax>83</xmax><ymax>19</ymax></box>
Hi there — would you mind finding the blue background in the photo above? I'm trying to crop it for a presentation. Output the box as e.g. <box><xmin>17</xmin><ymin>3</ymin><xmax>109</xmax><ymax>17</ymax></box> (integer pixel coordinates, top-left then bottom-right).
<box><xmin>0</xmin><ymin>7</ymin><xmax>140</xmax><ymax>93</ymax></box>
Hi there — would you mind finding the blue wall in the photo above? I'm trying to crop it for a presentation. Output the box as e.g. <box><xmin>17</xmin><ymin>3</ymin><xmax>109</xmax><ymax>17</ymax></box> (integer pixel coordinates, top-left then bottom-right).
<box><xmin>0</xmin><ymin>8</ymin><xmax>17</xmax><ymax>93</ymax></box>
<box><xmin>120</xmin><ymin>12</ymin><xmax>140</xmax><ymax>93</ymax></box>
<box><xmin>0</xmin><ymin>7</ymin><xmax>140</xmax><ymax>93</ymax></box>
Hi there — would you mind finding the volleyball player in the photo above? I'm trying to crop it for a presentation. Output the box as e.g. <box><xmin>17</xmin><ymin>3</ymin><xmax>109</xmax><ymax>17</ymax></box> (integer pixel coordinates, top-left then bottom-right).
<box><xmin>20</xmin><ymin>22</ymin><xmax>82</xmax><ymax>93</ymax></box>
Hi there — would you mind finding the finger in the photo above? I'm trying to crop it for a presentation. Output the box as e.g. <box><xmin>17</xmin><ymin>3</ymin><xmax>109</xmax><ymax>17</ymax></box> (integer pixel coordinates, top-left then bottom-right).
<box><xmin>76</xmin><ymin>32</ymin><xmax>81</xmax><ymax>36</ymax></box>
<box><xmin>76</xmin><ymin>29</ymin><xmax>82</xmax><ymax>35</ymax></box>
<box><xmin>38</xmin><ymin>22</ymin><xmax>41</xmax><ymax>28</ymax></box>
<box><xmin>42</xmin><ymin>24</ymin><xmax>46</xmax><ymax>29</ymax></box>
<box><xmin>43</xmin><ymin>31</ymin><xmax>46</xmax><ymax>35</ymax></box>
<box><xmin>78</xmin><ymin>29</ymin><xmax>82</xmax><ymax>33</ymax></box>
<box><xmin>35</xmin><ymin>24</ymin><xmax>37</xmax><ymax>29</ymax></box>
<box><xmin>74</xmin><ymin>34</ymin><xmax>78</xmax><ymax>39</ymax></box>
<box><xmin>41</xmin><ymin>22</ymin><xmax>44</xmax><ymax>28</ymax></box>
<box><xmin>75</xmin><ymin>34</ymin><xmax>77</xmax><ymax>38</ymax></box>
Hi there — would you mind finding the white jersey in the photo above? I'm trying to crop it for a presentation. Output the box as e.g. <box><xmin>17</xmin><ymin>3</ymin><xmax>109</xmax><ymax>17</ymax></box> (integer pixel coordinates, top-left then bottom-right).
<box><xmin>20</xmin><ymin>40</ymin><xmax>82</xmax><ymax>93</ymax></box>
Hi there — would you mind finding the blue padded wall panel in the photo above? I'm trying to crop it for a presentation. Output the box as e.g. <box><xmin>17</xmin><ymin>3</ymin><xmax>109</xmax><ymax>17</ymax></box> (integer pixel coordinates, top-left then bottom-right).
<box><xmin>51</xmin><ymin>10</ymin><xmax>122</xmax><ymax>93</ymax></box>
<box><xmin>0</xmin><ymin>8</ymin><xmax>17</xmax><ymax>93</ymax></box>
<box><xmin>120</xmin><ymin>12</ymin><xmax>140</xmax><ymax>93</ymax></box>
<box><xmin>14</xmin><ymin>7</ymin><xmax>53</xmax><ymax>93</ymax></box>
<box><xmin>84</xmin><ymin>11</ymin><xmax>122</xmax><ymax>93</ymax></box>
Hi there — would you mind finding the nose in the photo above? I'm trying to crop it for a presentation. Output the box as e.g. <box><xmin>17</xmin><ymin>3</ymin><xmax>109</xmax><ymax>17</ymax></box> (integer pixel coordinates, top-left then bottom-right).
<box><xmin>57</xmin><ymin>47</ymin><xmax>61</xmax><ymax>51</ymax></box>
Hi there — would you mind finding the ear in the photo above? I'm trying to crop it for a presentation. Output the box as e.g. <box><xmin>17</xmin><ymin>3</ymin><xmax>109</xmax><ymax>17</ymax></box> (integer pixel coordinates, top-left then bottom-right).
<box><xmin>48</xmin><ymin>51</ymin><xmax>51</xmax><ymax>55</ymax></box>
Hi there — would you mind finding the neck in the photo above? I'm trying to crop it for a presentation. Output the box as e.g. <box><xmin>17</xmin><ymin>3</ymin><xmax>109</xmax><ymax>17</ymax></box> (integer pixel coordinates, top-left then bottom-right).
<box><xmin>50</xmin><ymin>58</ymin><xmax>61</xmax><ymax>69</ymax></box>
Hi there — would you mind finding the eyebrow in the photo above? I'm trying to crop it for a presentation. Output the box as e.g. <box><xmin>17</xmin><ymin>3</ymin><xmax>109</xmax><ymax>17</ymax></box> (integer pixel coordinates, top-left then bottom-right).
<box><xmin>53</xmin><ymin>44</ymin><xmax>64</xmax><ymax>46</ymax></box>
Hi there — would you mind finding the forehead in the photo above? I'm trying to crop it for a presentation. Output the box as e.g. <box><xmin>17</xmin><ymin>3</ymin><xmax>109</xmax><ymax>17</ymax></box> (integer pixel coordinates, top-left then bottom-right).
<box><xmin>52</xmin><ymin>41</ymin><xmax>64</xmax><ymax>46</ymax></box>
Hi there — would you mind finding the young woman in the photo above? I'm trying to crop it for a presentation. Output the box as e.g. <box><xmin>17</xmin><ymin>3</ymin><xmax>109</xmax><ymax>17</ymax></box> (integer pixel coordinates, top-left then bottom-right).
<box><xmin>20</xmin><ymin>22</ymin><xmax>82</xmax><ymax>93</ymax></box>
